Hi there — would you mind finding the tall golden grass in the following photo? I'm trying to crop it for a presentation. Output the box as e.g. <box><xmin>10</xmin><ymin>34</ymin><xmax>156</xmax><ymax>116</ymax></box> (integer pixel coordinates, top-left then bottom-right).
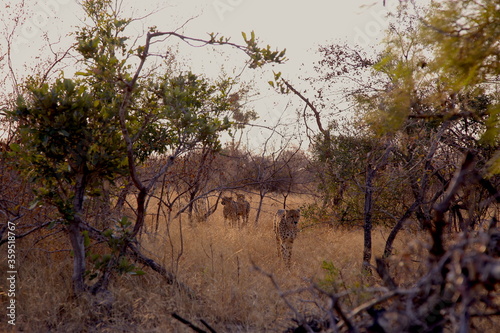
<box><xmin>4</xmin><ymin>194</ymin><xmax>431</xmax><ymax>332</ymax></box>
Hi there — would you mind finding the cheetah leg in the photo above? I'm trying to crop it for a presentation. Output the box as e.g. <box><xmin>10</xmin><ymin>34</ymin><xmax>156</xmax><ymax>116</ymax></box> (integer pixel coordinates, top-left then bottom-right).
<box><xmin>281</xmin><ymin>239</ymin><xmax>294</xmax><ymax>268</ymax></box>
<box><xmin>275</xmin><ymin>236</ymin><xmax>282</xmax><ymax>258</ymax></box>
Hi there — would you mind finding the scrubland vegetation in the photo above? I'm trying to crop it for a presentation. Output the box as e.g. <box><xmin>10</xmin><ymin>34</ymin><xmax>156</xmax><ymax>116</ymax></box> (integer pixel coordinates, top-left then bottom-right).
<box><xmin>1</xmin><ymin>0</ymin><xmax>500</xmax><ymax>332</ymax></box>
<box><xmin>6</xmin><ymin>190</ymin><xmax>434</xmax><ymax>332</ymax></box>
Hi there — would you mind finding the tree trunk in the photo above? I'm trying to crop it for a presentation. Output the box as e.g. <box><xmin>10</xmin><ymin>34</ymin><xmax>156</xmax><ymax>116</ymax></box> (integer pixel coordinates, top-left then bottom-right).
<box><xmin>282</xmin><ymin>192</ymin><xmax>289</xmax><ymax>209</ymax></box>
<box><xmin>431</xmin><ymin>152</ymin><xmax>475</xmax><ymax>260</ymax></box>
<box><xmin>132</xmin><ymin>187</ymin><xmax>147</xmax><ymax>238</ymax></box>
<box><xmin>254</xmin><ymin>191</ymin><xmax>266</xmax><ymax>227</ymax></box>
<box><xmin>362</xmin><ymin>161</ymin><xmax>375</xmax><ymax>276</ymax></box>
<box><xmin>187</xmin><ymin>188</ymin><xmax>199</xmax><ymax>226</ymax></box>
<box><xmin>362</xmin><ymin>145</ymin><xmax>392</xmax><ymax>276</ymax></box>
<box><xmin>155</xmin><ymin>174</ymin><xmax>168</xmax><ymax>232</ymax></box>
<box><xmin>115</xmin><ymin>181</ymin><xmax>133</xmax><ymax>212</ymax></box>
<box><xmin>68</xmin><ymin>219</ymin><xmax>86</xmax><ymax>294</ymax></box>
<box><xmin>69</xmin><ymin>172</ymin><xmax>89</xmax><ymax>295</ymax></box>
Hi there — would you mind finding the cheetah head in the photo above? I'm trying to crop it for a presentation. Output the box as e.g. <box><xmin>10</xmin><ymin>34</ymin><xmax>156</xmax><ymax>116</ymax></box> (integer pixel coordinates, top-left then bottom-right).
<box><xmin>286</xmin><ymin>209</ymin><xmax>301</xmax><ymax>225</ymax></box>
<box><xmin>221</xmin><ymin>196</ymin><xmax>233</xmax><ymax>205</ymax></box>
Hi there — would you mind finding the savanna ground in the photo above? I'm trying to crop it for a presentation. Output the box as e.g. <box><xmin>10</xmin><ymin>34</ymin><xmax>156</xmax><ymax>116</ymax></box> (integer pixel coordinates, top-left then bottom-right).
<box><xmin>1</xmin><ymin>193</ymin><xmax>439</xmax><ymax>333</ymax></box>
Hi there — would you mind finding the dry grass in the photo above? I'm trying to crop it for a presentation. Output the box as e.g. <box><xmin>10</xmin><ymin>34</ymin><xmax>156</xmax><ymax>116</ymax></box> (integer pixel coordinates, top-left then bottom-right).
<box><xmin>3</xmin><ymin>194</ymin><xmax>429</xmax><ymax>332</ymax></box>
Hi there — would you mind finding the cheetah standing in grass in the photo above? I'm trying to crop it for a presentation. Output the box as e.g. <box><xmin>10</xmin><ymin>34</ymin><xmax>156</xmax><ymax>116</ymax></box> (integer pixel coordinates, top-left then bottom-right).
<box><xmin>273</xmin><ymin>209</ymin><xmax>301</xmax><ymax>267</ymax></box>
<box><xmin>236</xmin><ymin>194</ymin><xmax>250</xmax><ymax>227</ymax></box>
<box><xmin>221</xmin><ymin>196</ymin><xmax>239</xmax><ymax>227</ymax></box>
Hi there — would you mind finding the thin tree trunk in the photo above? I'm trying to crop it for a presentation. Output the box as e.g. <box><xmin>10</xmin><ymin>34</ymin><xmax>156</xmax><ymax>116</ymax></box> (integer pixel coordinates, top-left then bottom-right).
<box><xmin>431</xmin><ymin>152</ymin><xmax>475</xmax><ymax>260</ymax></box>
<box><xmin>132</xmin><ymin>187</ymin><xmax>147</xmax><ymax>237</ymax></box>
<box><xmin>69</xmin><ymin>172</ymin><xmax>88</xmax><ymax>294</ymax></box>
<box><xmin>188</xmin><ymin>191</ymin><xmax>196</xmax><ymax>226</ymax></box>
<box><xmin>155</xmin><ymin>174</ymin><xmax>167</xmax><ymax>232</ymax></box>
<box><xmin>115</xmin><ymin>181</ymin><xmax>132</xmax><ymax>212</ymax></box>
<box><xmin>362</xmin><ymin>144</ymin><xmax>392</xmax><ymax>276</ymax></box>
<box><xmin>362</xmin><ymin>161</ymin><xmax>375</xmax><ymax>276</ymax></box>
<box><xmin>282</xmin><ymin>193</ymin><xmax>288</xmax><ymax>209</ymax></box>
<box><xmin>254</xmin><ymin>191</ymin><xmax>266</xmax><ymax>227</ymax></box>
<box><xmin>201</xmin><ymin>192</ymin><xmax>222</xmax><ymax>220</ymax></box>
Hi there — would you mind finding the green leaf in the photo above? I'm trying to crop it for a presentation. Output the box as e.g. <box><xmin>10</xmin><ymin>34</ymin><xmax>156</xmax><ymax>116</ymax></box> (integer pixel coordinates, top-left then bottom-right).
<box><xmin>28</xmin><ymin>200</ymin><xmax>40</xmax><ymax>210</ymax></box>
<box><xmin>47</xmin><ymin>220</ymin><xmax>58</xmax><ymax>230</ymax></box>
<box><xmin>9</xmin><ymin>143</ymin><xmax>21</xmax><ymax>152</ymax></box>
<box><xmin>130</xmin><ymin>269</ymin><xmax>146</xmax><ymax>276</ymax></box>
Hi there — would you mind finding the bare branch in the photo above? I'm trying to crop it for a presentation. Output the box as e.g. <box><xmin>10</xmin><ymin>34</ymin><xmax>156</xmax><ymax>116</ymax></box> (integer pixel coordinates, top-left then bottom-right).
<box><xmin>171</xmin><ymin>313</ymin><xmax>213</xmax><ymax>333</ymax></box>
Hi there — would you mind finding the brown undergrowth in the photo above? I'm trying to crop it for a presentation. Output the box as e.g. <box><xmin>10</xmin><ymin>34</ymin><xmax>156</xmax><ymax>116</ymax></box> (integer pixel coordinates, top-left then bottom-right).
<box><xmin>1</xmin><ymin>194</ymin><xmax>441</xmax><ymax>332</ymax></box>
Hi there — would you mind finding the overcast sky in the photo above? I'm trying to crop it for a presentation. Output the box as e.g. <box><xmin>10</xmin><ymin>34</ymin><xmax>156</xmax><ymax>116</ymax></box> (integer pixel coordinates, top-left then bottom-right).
<box><xmin>5</xmin><ymin>1</ymin><xmax>390</xmax><ymax>65</ymax></box>
<box><xmin>2</xmin><ymin>0</ymin><xmax>394</xmax><ymax>149</ymax></box>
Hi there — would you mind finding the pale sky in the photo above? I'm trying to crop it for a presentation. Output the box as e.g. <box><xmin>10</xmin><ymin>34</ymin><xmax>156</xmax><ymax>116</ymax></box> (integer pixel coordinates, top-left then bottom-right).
<box><xmin>4</xmin><ymin>0</ymin><xmax>391</xmax><ymax>81</ymax></box>
<box><xmin>2</xmin><ymin>0</ymin><xmax>393</xmax><ymax>149</ymax></box>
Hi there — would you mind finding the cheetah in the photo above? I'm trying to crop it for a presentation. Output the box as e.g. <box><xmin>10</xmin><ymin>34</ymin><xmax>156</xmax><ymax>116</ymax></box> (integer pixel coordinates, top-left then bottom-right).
<box><xmin>236</xmin><ymin>194</ymin><xmax>250</xmax><ymax>227</ymax></box>
<box><xmin>221</xmin><ymin>196</ymin><xmax>239</xmax><ymax>227</ymax></box>
<box><xmin>273</xmin><ymin>209</ymin><xmax>301</xmax><ymax>267</ymax></box>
